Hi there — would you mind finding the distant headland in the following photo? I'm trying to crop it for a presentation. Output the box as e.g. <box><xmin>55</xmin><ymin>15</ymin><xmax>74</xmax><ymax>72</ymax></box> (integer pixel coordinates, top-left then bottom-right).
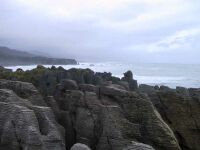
<box><xmin>0</xmin><ymin>46</ymin><xmax>77</xmax><ymax>66</ymax></box>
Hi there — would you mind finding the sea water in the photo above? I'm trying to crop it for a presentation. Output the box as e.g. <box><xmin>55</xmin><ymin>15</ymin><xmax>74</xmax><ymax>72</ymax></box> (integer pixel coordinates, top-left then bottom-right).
<box><xmin>5</xmin><ymin>62</ymin><xmax>200</xmax><ymax>88</ymax></box>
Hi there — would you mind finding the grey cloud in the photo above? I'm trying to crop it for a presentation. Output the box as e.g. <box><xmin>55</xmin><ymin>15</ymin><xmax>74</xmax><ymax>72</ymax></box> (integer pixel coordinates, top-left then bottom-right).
<box><xmin>0</xmin><ymin>0</ymin><xmax>200</xmax><ymax>63</ymax></box>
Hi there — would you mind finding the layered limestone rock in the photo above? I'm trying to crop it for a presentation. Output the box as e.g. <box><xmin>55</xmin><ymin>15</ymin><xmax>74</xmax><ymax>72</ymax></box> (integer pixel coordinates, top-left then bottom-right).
<box><xmin>0</xmin><ymin>67</ymin><xmax>137</xmax><ymax>96</ymax></box>
<box><xmin>139</xmin><ymin>84</ymin><xmax>200</xmax><ymax>150</ymax></box>
<box><xmin>0</xmin><ymin>79</ymin><xmax>46</xmax><ymax>106</ymax></box>
<box><xmin>1</xmin><ymin>74</ymin><xmax>200</xmax><ymax>150</ymax></box>
<box><xmin>51</xmin><ymin>80</ymin><xmax>180</xmax><ymax>150</ymax></box>
<box><xmin>0</xmin><ymin>80</ymin><xmax>65</xmax><ymax>150</ymax></box>
<box><xmin>70</xmin><ymin>143</ymin><xmax>91</xmax><ymax>150</ymax></box>
<box><xmin>121</xmin><ymin>70</ymin><xmax>138</xmax><ymax>90</ymax></box>
<box><xmin>123</xmin><ymin>141</ymin><xmax>155</xmax><ymax>150</ymax></box>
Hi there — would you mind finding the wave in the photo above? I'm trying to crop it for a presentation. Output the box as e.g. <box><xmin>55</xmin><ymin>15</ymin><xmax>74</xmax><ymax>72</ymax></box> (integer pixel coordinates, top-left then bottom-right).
<box><xmin>135</xmin><ymin>75</ymin><xmax>186</xmax><ymax>83</ymax></box>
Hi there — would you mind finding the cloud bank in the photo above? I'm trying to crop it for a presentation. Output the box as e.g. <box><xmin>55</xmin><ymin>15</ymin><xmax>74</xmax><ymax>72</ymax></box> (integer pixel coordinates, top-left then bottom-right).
<box><xmin>0</xmin><ymin>0</ymin><xmax>200</xmax><ymax>63</ymax></box>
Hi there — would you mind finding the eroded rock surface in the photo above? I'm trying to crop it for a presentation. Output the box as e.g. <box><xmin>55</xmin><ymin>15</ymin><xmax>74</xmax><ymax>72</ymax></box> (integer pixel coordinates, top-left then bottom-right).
<box><xmin>139</xmin><ymin>84</ymin><xmax>200</xmax><ymax>150</ymax></box>
<box><xmin>123</xmin><ymin>141</ymin><xmax>155</xmax><ymax>150</ymax></box>
<box><xmin>51</xmin><ymin>81</ymin><xmax>180</xmax><ymax>150</ymax></box>
<box><xmin>0</xmin><ymin>80</ymin><xmax>65</xmax><ymax>150</ymax></box>
<box><xmin>0</xmin><ymin>79</ymin><xmax>46</xmax><ymax>106</ymax></box>
<box><xmin>70</xmin><ymin>143</ymin><xmax>91</xmax><ymax>150</ymax></box>
<box><xmin>121</xmin><ymin>70</ymin><xmax>138</xmax><ymax>90</ymax></box>
<box><xmin>1</xmin><ymin>70</ymin><xmax>200</xmax><ymax>150</ymax></box>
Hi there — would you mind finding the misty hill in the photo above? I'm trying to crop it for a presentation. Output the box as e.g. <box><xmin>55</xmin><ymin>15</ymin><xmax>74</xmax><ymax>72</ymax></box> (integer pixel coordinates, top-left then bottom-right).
<box><xmin>0</xmin><ymin>46</ymin><xmax>77</xmax><ymax>66</ymax></box>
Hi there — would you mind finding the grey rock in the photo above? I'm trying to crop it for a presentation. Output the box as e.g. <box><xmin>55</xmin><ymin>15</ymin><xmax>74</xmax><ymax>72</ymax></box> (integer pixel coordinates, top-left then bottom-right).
<box><xmin>3</xmin><ymin>77</ymin><xmax>200</xmax><ymax>150</ymax></box>
<box><xmin>117</xmin><ymin>81</ymin><xmax>130</xmax><ymax>90</ymax></box>
<box><xmin>157</xmin><ymin>89</ymin><xmax>200</xmax><ymax>150</ymax></box>
<box><xmin>100</xmin><ymin>85</ymin><xmax>129</xmax><ymax>97</ymax></box>
<box><xmin>79</xmin><ymin>84</ymin><xmax>98</xmax><ymax>92</ymax></box>
<box><xmin>0</xmin><ymin>79</ymin><xmax>46</xmax><ymax>106</ymax></box>
<box><xmin>100</xmin><ymin>81</ymin><xmax>113</xmax><ymax>86</ymax></box>
<box><xmin>139</xmin><ymin>84</ymin><xmax>156</xmax><ymax>93</ymax></box>
<box><xmin>160</xmin><ymin>85</ymin><xmax>171</xmax><ymax>91</ymax></box>
<box><xmin>60</xmin><ymin>79</ymin><xmax>78</xmax><ymax>90</ymax></box>
<box><xmin>110</xmin><ymin>84</ymin><xmax>127</xmax><ymax>90</ymax></box>
<box><xmin>122</xmin><ymin>71</ymin><xmax>138</xmax><ymax>90</ymax></box>
<box><xmin>0</xmin><ymin>86</ymin><xmax>65</xmax><ymax>150</ymax></box>
<box><xmin>44</xmin><ymin>96</ymin><xmax>60</xmax><ymax>112</ymax></box>
<box><xmin>113</xmin><ymin>92</ymin><xmax>180</xmax><ymax>150</ymax></box>
<box><xmin>53</xmin><ymin>82</ymin><xmax>180</xmax><ymax>150</ymax></box>
<box><xmin>123</xmin><ymin>141</ymin><xmax>155</xmax><ymax>150</ymax></box>
<box><xmin>70</xmin><ymin>143</ymin><xmax>91</xmax><ymax>150</ymax></box>
<box><xmin>141</xmin><ymin>86</ymin><xmax>200</xmax><ymax>150</ymax></box>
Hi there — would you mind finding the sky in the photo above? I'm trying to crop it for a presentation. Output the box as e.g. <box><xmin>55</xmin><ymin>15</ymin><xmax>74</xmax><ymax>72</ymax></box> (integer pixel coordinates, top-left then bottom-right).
<box><xmin>0</xmin><ymin>0</ymin><xmax>200</xmax><ymax>63</ymax></box>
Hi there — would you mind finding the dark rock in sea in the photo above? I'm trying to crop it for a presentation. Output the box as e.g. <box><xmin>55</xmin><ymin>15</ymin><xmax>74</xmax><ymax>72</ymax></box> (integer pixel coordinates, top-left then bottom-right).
<box><xmin>122</xmin><ymin>70</ymin><xmax>138</xmax><ymax>90</ymax></box>
<box><xmin>16</xmin><ymin>68</ymin><xmax>24</xmax><ymax>72</ymax></box>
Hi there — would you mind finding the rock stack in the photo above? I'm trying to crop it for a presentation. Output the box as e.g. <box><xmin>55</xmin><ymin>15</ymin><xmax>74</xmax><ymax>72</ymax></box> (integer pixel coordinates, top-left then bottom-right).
<box><xmin>0</xmin><ymin>67</ymin><xmax>199</xmax><ymax>150</ymax></box>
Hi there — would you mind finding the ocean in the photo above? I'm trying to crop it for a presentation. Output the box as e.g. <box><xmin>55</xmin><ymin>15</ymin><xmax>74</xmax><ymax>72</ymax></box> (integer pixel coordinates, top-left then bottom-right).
<box><xmin>5</xmin><ymin>62</ymin><xmax>200</xmax><ymax>88</ymax></box>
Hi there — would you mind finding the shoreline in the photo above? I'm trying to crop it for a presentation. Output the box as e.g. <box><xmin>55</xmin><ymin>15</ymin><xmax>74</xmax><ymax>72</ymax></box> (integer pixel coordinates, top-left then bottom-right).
<box><xmin>3</xmin><ymin>64</ymin><xmax>200</xmax><ymax>89</ymax></box>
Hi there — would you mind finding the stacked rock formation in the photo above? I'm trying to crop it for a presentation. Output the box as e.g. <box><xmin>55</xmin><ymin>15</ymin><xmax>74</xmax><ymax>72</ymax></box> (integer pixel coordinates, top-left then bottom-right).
<box><xmin>49</xmin><ymin>79</ymin><xmax>180</xmax><ymax>150</ymax></box>
<box><xmin>0</xmin><ymin>67</ymin><xmax>200</xmax><ymax>150</ymax></box>
<box><xmin>139</xmin><ymin>84</ymin><xmax>200</xmax><ymax>150</ymax></box>
<box><xmin>0</xmin><ymin>80</ymin><xmax>65</xmax><ymax>150</ymax></box>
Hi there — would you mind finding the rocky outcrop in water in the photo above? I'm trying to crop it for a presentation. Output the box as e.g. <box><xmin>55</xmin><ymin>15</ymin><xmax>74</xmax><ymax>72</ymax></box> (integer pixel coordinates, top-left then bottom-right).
<box><xmin>121</xmin><ymin>70</ymin><xmax>138</xmax><ymax>90</ymax></box>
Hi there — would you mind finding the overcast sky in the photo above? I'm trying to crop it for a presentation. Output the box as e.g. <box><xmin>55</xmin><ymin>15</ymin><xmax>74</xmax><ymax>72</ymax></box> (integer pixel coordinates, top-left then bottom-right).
<box><xmin>1</xmin><ymin>0</ymin><xmax>200</xmax><ymax>63</ymax></box>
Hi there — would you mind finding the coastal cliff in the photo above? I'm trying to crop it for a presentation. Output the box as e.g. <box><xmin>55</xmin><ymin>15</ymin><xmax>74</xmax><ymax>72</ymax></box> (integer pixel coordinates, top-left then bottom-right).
<box><xmin>0</xmin><ymin>46</ymin><xmax>77</xmax><ymax>66</ymax></box>
<box><xmin>0</xmin><ymin>66</ymin><xmax>199</xmax><ymax>150</ymax></box>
